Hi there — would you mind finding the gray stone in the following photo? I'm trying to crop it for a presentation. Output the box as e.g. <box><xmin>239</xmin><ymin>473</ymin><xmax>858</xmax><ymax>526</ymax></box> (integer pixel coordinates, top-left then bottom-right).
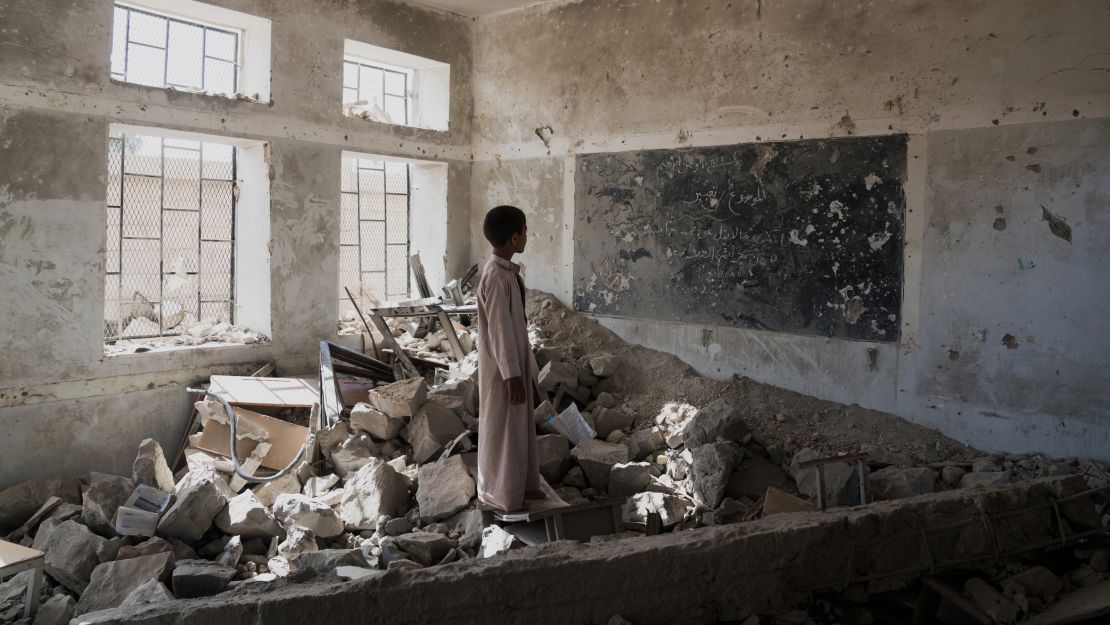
<box><xmin>625</xmin><ymin>427</ymin><xmax>666</xmax><ymax>461</ymax></box>
<box><xmin>350</xmin><ymin>403</ymin><xmax>404</xmax><ymax>440</ymax></box>
<box><xmin>479</xmin><ymin>525</ymin><xmax>518</xmax><ymax>558</ymax></box>
<box><xmin>868</xmin><ymin>467</ymin><xmax>935</xmax><ymax>501</ymax></box>
<box><xmin>690</xmin><ymin>442</ymin><xmax>740</xmax><ymax>508</ymax></box>
<box><xmin>622</xmin><ymin>492</ymin><xmax>692</xmax><ymax>528</ymax></box>
<box><xmin>790</xmin><ymin>448</ymin><xmax>869</xmax><ymax>508</ymax></box>
<box><xmin>393</xmin><ymin>532</ymin><xmax>456</xmax><ymax>566</ymax></box>
<box><xmin>594</xmin><ymin>408</ymin><xmax>635</xmax><ymax>439</ymax></box>
<box><xmin>82</xmin><ymin>477</ymin><xmax>134</xmax><ymax>536</ymax></box>
<box><xmin>964</xmin><ymin>577</ymin><xmax>1020</xmax><ymax>624</ymax></box>
<box><xmin>132</xmin><ymin>439</ymin><xmax>175</xmax><ymax>493</ymax></box>
<box><xmin>97</xmin><ymin>536</ymin><xmax>128</xmax><ymax>563</ymax></box>
<box><xmin>116</xmin><ymin>537</ymin><xmax>172</xmax><ymax>561</ymax></box>
<box><xmin>388</xmin><ymin>558</ymin><xmax>423</xmax><ymax>570</ymax></box>
<box><xmin>972</xmin><ymin>458</ymin><xmax>1001</xmax><ymax>472</ymax></box>
<box><xmin>941</xmin><ymin>466</ymin><xmax>967</xmax><ymax>487</ymax></box>
<box><xmin>1002</xmin><ymin>565</ymin><xmax>1063</xmax><ymax>601</ymax></box>
<box><xmin>119</xmin><ymin>579</ymin><xmax>175</xmax><ymax>607</ymax></box>
<box><xmin>683</xmin><ymin>399</ymin><xmax>751</xmax><ymax>448</ymax></box>
<box><xmin>277</xmin><ymin>525</ymin><xmax>318</xmax><ymax>559</ymax></box>
<box><xmin>536</xmin><ymin>434</ymin><xmax>572</xmax><ymax>483</ymax></box>
<box><xmin>31</xmin><ymin>518</ymin><xmax>60</xmax><ymax>553</ymax></box>
<box><xmin>587</xmin><ymin>353</ymin><xmax>621</xmax><ymax>377</ymax></box>
<box><xmin>43</xmin><ymin>520</ymin><xmax>106</xmax><ymax>594</ymax></box>
<box><xmin>405</xmin><ymin>401</ymin><xmax>465</xmax><ymax>464</ymax></box>
<box><xmin>538</xmin><ymin>360</ymin><xmax>579</xmax><ymax>393</ymax></box>
<box><xmin>156</xmin><ymin>468</ymin><xmax>230</xmax><ymax>542</ymax></box>
<box><xmin>214</xmin><ymin>490</ymin><xmax>282</xmax><ymax>537</ymax></box>
<box><xmin>32</xmin><ymin>593</ymin><xmax>73</xmax><ymax>625</ymax></box>
<box><xmin>289</xmin><ymin>549</ymin><xmax>369</xmax><ymax>574</ymax></box>
<box><xmin>454</xmin><ymin>509</ymin><xmax>484</xmax><ymax>552</ymax></box>
<box><xmin>339</xmin><ymin>458</ymin><xmax>411</xmax><ymax>531</ymax></box>
<box><xmin>563</xmin><ymin>466</ymin><xmax>588</xmax><ymax>489</ymax></box>
<box><xmin>367</xmin><ymin>377</ymin><xmax>427</xmax><ymax>418</ymax></box>
<box><xmin>416</xmin><ymin>455</ymin><xmax>475</xmax><ymax>522</ymax></box>
<box><xmin>958</xmin><ymin>471</ymin><xmax>1011</xmax><ymax>489</ymax></box>
<box><xmin>571</xmin><ymin>439</ymin><xmax>629</xmax><ymax>490</ymax></box>
<box><xmin>0</xmin><ymin>477</ymin><xmax>81</xmax><ymax>532</ymax></box>
<box><xmin>171</xmin><ymin>560</ymin><xmax>236</xmax><ymax>599</ymax></box>
<box><xmin>302</xmin><ymin>475</ymin><xmax>340</xmax><ymax>496</ymax></box>
<box><xmin>74</xmin><ymin>551</ymin><xmax>174</xmax><ymax>615</ymax></box>
<box><xmin>329</xmin><ymin>433</ymin><xmax>380</xmax><ymax>478</ymax></box>
<box><xmin>608</xmin><ymin>462</ymin><xmax>655</xmax><ymax>499</ymax></box>
<box><xmin>382</xmin><ymin>517</ymin><xmax>414</xmax><ymax>536</ymax></box>
<box><xmin>251</xmin><ymin>472</ymin><xmax>301</xmax><ymax>508</ymax></box>
<box><xmin>216</xmin><ymin>535</ymin><xmax>243</xmax><ymax>567</ymax></box>
<box><xmin>273</xmin><ymin>494</ymin><xmax>344</xmax><ymax>538</ymax></box>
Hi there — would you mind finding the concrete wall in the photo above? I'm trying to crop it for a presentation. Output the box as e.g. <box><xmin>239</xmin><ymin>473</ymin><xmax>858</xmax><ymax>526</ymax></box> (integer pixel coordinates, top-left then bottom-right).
<box><xmin>0</xmin><ymin>0</ymin><xmax>474</xmax><ymax>489</ymax></box>
<box><xmin>468</xmin><ymin>0</ymin><xmax>1110</xmax><ymax>459</ymax></box>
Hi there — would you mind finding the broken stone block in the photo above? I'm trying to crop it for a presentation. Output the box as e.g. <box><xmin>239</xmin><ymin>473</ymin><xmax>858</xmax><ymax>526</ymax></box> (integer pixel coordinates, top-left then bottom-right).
<box><xmin>972</xmin><ymin>458</ymin><xmax>1001</xmax><ymax>472</ymax></box>
<box><xmin>538</xmin><ymin>360</ymin><xmax>578</xmax><ymax>393</ymax></box>
<box><xmin>302</xmin><ymin>474</ymin><xmax>340</xmax><ymax>497</ymax></box>
<box><xmin>339</xmin><ymin>458</ymin><xmax>411</xmax><ymax>531</ymax></box>
<box><xmin>97</xmin><ymin>536</ymin><xmax>128</xmax><ymax>563</ymax></box>
<box><xmin>958</xmin><ymin>471</ymin><xmax>1011</xmax><ymax>489</ymax></box>
<box><xmin>405</xmin><ymin>401</ymin><xmax>466</xmax><ymax>465</ymax></box>
<box><xmin>290</xmin><ymin>549</ymin><xmax>369</xmax><ymax>574</ymax></box>
<box><xmin>867</xmin><ymin>467</ymin><xmax>935</xmax><ymax>501</ymax></box>
<box><xmin>587</xmin><ymin>353</ymin><xmax>621</xmax><ymax>377</ymax></box>
<box><xmin>609</xmin><ymin>462</ymin><xmax>655</xmax><ymax>499</ymax></box>
<box><xmin>156</xmin><ymin>468</ymin><xmax>231</xmax><ymax>542</ymax></box>
<box><xmin>1002</xmin><ymin>566</ymin><xmax>1063</xmax><ymax>601</ymax></box>
<box><xmin>132</xmin><ymin>438</ymin><xmax>176</xmax><ymax>493</ymax></box>
<box><xmin>214</xmin><ymin>490</ymin><xmax>282</xmax><ymax>538</ymax></box>
<box><xmin>594</xmin><ymin>407</ymin><xmax>635</xmax><ymax>439</ymax></box>
<box><xmin>330</xmin><ymin>433</ymin><xmax>381</xmax><ymax>478</ymax></box>
<box><xmin>941</xmin><ymin>466</ymin><xmax>966</xmax><ymax>487</ymax></box>
<box><xmin>119</xmin><ymin>579</ymin><xmax>175</xmax><ymax>607</ymax></box>
<box><xmin>43</xmin><ymin>520</ymin><xmax>106</xmax><ymax>594</ymax></box>
<box><xmin>73</xmin><ymin>551</ymin><xmax>174</xmax><ymax>615</ymax></box>
<box><xmin>252</xmin><ymin>472</ymin><xmax>301</xmax><ymax>507</ymax></box>
<box><xmin>394</xmin><ymin>532</ymin><xmax>456</xmax><ymax>566</ymax></box>
<box><xmin>964</xmin><ymin>577</ymin><xmax>1020</xmax><ymax>624</ymax></box>
<box><xmin>0</xmin><ymin>477</ymin><xmax>82</xmax><ymax>532</ymax></box>
<box><xmin>277</xmin><ymin>525</ymin><xmax>318</xmax><ymax>560</ymax></box>
<box><xmin>455</xmin><ymin>509</ymin><xmax>483</xmax><ymax>553</ymax></box>
<box><xmin>172</xmin><ymin>560</ymin><xmax>237</xmax><ymax>599</ymax></box>
<box><xmin>625</xmin><ymin>427</ymin><xmax>665</xmax><ymax>461</ymax></box>
<box><xmin>571</xmin><ymin>440</ymin><xmax>629</xmax><ymax>491</ymax></box>
<box><xmin>382</xmin><ymin>517</ymin><xmax>414</xmax><ymax>537</ymax></box>
<box><xmin>790</xmin><ymin>448</ymin><xmax>868</xmax><ymax>508</ymax></box>
<box><xmin>416</xmin><ymin>455</ymin><xmax>476</xmax><ymax>522</ymax></box>
<box><xmin>116</xmin><ymin>537</ymin><xmax>172</xmax><ymax>561</ymax></box>
<box><xmin>33</xmin><ymin>593</ymin><xmax>74</xmax><ymax>625</ymax></box>
<box><xmin>683</xmin><ymin>399</ymin><xmax>750</xmax><ymax>449</ymax></box>
<box><xmin>480</xmin><ymin>525</ymin><xmax>518</xmax><ymax>558</ymax></box>
<box><xmin>82</xmin><ymin>477</ymin><xmax>134</xmax><ymax>536</ymax></box>
<box><xmin>273</xmin><ymin>494</ymin><xmax>344</xmax><ymax>538</ymax></box>
<box><xmin>350</xmin><ymin>403</ymin><xmax>405</xmax><ymax>441</ymax></box>
<box><xmin>577</xmin><ymin>368</ymin><xmax>599</xmax><ymax>388</ymax></box>
<box><xmin>216</xmin><ymin>535</ymin><xmax>243</xmax><ymax>568</ymax></box>
<box><xmin>536</xmin><ymin>434</ymin><xmax>572</xmax><ymax>483</ymax></box>
<box><xmin>563</xmin><ymin>466</ymin><xmax>587</xmax><ymax>489</ymax></box>
<box><xmin>622</xmin><ymin>492</ymin><xmax>691</xmax><ymax>528</ymax></box>
<box><xmin>367</xmin><ymin>377</ymin><xmax>427</xmax><ymax>419</ymax></box>
<box><xmin>690</xmin><ymin>442</ymin><xmax>740</xmax><ymax>508</ymax></box>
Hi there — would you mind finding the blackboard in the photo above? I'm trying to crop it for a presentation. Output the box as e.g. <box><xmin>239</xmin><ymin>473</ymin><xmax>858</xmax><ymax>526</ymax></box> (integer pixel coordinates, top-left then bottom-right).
<box><xmin>573</xmin><ymin>135</ymin><xmax>907</xmax><ymax>341</ymax></box>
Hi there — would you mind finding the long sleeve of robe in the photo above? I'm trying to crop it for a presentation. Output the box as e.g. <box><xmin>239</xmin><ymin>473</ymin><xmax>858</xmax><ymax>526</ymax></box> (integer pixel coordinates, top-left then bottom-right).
<box><xmin>476</xmin><ymin>254</ymin><xmax>541</xmax><ymax>512</ymax></box>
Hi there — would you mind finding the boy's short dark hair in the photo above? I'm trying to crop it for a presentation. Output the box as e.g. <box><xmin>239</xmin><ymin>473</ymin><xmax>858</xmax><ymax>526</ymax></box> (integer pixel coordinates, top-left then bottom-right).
<box><xmin>483</xmin><ymin>205</ymin><xmax>527</xmax><ymax>247</ymax></box>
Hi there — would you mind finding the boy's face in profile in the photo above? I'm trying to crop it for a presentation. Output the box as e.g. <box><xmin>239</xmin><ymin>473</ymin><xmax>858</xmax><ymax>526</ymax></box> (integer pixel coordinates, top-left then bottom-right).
<box><xmin>509</xmin><ymin>223</ymin><xmax>528</xmax><ymax>254</ymax></box>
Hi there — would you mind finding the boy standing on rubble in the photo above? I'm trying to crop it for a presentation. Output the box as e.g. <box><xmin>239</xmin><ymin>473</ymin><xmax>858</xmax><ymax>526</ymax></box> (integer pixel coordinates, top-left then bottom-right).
<box><xmin>476</xmin><ymin>205</ymin><xmax>545</xmax><ymax>512</ymax></box>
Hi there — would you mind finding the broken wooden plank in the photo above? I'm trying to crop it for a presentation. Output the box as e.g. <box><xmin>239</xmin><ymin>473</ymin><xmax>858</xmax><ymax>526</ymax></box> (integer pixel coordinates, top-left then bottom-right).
<box><xmin>193</xmin><ymin>406</ymin><xmax>309</xmax><ymax>471</ymax></box>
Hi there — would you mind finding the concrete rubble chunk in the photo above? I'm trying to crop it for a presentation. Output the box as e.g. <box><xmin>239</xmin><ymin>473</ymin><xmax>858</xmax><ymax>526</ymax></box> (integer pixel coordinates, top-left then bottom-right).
<box><xmin>455</xmin><ymin>509</ymin><xmax>484</xmax><ymax>553</ymax></box>
<box><xmin>252</xmin><ymin>472</ymin><xmax>301</xmax><ymax>507</ymax></box>
<box><xmin>622</xmin><ymin>492</ymin><xmax>691</xmax><ymax>528</ymax></box>
<box><xmin>690</xmin><ymin>442</ymin><xmax>740</xmax><ymax>508</ymax></box>
<box><xmin>683</xmin><ymin>399</ymin><xmax>751</xmax><ymax>449</ymax></box>
<box><xmin>405</xmin><ymin>401</ymin><xmax>466</xmax><ymax>464</ymax></box>
<box><xmin>290</xmin><ymin>549</ymin><xmax>369</xmax><ymax>574</ymax></box>
<box><xmin>867</xmin><ymin>466</ymin><xmax>935</xmax><ymax>500</ymax></box>
<box><xmin>302</xmin><ymin>474</ymin><xmax>340</xmax><ymax>496</ymax></box>
<box><xmin>273</xmin><ymin>494</ymin><xmax>344</xmax><ymax>538</ymax></box>
<box><xmin>339</xmin><ymin>458</ymin><xmax>411</xmax><ymax>531</ymax></box>
<box><xmin>594</xmin><ymin>407</ymin><xmax>635</xmax><ymax>439</ymax></box>
<box><xmin>117</xmin><ymin>537</ymin><xmax>172</xmax><ymax>561</ymax></box>
<box><xmin>97</xmin><ymin>536</ymin><xmax>127</xmax><ymax>563</ymax></box>
<box><xmin>394</xmin><ymin>532</ymin><xmax>457</xmax><ymax>566</ymax></box>
<box><xmin>330</xmin><ymin>433</ymin><xmax>381</xmax><ymax>478</ymax></box>
<box><xmin>972</xmin><ymin>458</ymin><xmax>1001</xmax><ymax>472</ymax></box>
<box><xmin>479</xmin><ymin>525</ymin><xmax>518</xmax><ymax>558</ymax></box>
<box><xmin>538</xmin><ymin>360</ymin><xmax>578</xmax><ymax>393</ymax></box>
<box><xmin>43</xmin><ymin>519</ymin><xmax>106</xmax><ymax>594</ymax></box>
<box><xmin>119</xmin><ymin>579</ymin><xmax>175</xmax><ymax>607</ymax></box>
<box><xmin>959</xmin><ymin>471</ymin><xmax>1011</xmax><ymax>489</ymax></box>
<box><xmin>571</xmin><ymin>439</ymin><xmax>629</xmax><ymax>490</ymax></box>
<box><xmin>416</xmin><ymin>455</ymin><xmax>476</xmax><ymax>522</ymax></box>
<box><xmin>156</xmin><ymin>468</ymin><xmax>231</xmax><ymax>542</ymax></box>
<box><xmin>382</xmin><ymin>517</ymin><xmax>414</xmax><ymax>536</ymax></box>
<box><xmin>350</xmin><ymin>403</ymin><xmax>405</xmax><ymax>441</ymax></box>
<box><xmin>609</xmin><ymin>462</ymin><xmax>656</xmax><ymax>499</ymax></box>
<box><xmin>32</xmin><ymin>593</ymin><xmax>74</xmax><ymax>625</ymax></box>
<box><xmin>217</xmin><ymin>535</ymin><xmax>243</xmax><ymax>567</ymax></box>
<box><xmin>625</xmin><ymin>427</ymin><xmax>666</xmax><ymax>461</ymax></box>
<box><xmin>172</xmin><ymin>559</ymin><xmax>237</xmax><ymax>599</ymax></box>
<box><xmin>790</xmin><ymin>448</ymin><xmax>868</xmax><ymax>508</ymax></box>
<box><xmin>74</xmin><ymin>551</ymin><xmax>174</xmax><ymax>615</ymax></box>
<box><xmin>536</xmin><ymin>434</ymin><xmax>572</xmax><ymax>483</ymax></box>
<box><xmin>215</xmin><ymin>490</ymin><xmax>282</xmax><ymax>537</ymax></box>
<box><xmin>367</xmin><ymin>377</ymin><xmax>428</xmax><ymax>419</ymax></box>
<box><xmin>132</xmin><ymin>438</ymin><xmax>176</xmax><ymax>493</ymax></box>
<box><xmin>587</xmin><ymin>353</ymin><xmax>621</xmax><ymax>377</ymax></box>
<box><xmin>942</xmin><ymin>466</ymin><xmax>967</xmax><ymax>487</ymax></box>
<box><xmin>0</xmin><ymin>477</ymin><xmax>82</xmax><ymax>532</ymax></box>
<box><xmin>277</xmin><ymin>525</ymin><xmax>318</xmax><ymax>560</ymax></box>
<box><xmin>964</xmin><ymin>577</ymin><xmax>1020</xmax><ymax>624</ymax></box>
<box><xmin>1002</xmin><ymin>565</ymin><xmax>1063</xmax><ymax>601</ymax></box>
<box><xmin>82</xmin><ymin>477</ymin><xmax>134</xmax><ymax>536</ymax></box>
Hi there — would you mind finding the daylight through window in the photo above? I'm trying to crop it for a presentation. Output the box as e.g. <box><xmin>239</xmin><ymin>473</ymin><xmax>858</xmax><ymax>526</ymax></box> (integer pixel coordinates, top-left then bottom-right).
<box><xmin>342</xmin><ymin>59</ymin><xmax>412</xmax><ymax>126</ymax></box>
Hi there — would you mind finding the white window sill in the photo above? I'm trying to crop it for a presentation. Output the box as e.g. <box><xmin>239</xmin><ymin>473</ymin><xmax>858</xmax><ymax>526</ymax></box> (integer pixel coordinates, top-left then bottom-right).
<box><xmin>104</xmin><ymin>337</ymin><xmax>270</xmax><ymax>359</ymax></box>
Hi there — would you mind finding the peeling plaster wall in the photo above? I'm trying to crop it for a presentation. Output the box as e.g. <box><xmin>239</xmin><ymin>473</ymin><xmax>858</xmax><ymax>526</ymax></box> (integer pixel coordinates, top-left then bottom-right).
<box><xmin>468</xmin><ymin>0</ymin><xmax>1110</xmax><ymax>459</ymax></box>
<box><xmin>0</xmin><ymin>0</ymin><xmax>475</xmax><ymax>489</ymax></box>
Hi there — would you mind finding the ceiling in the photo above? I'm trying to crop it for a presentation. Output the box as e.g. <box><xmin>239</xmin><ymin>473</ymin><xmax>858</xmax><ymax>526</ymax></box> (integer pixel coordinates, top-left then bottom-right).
<box><xmin>407</xmin><ymin>0</ymin><xmax>558</xmax><ymax>17</ymax></box>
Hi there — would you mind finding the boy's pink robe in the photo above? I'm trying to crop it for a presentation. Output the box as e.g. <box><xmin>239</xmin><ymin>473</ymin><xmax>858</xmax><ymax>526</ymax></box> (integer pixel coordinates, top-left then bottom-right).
<box><xmin>476</xmin><ymin>254</ymin><xmax>541</xmax><ymax>512</ymax></box>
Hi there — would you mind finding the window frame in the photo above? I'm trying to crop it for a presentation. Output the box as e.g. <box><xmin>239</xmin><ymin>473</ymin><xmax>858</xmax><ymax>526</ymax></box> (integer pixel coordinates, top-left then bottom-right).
<box><xmin>342</xmin><ymin>57</ymin><xmax>414</xmax><ymax>127</ymax></box>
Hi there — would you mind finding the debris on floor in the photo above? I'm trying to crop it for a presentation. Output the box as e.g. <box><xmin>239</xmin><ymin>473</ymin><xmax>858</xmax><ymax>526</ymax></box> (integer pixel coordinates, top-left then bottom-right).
<box><xmin>1</xmin><ymin>289</ymin><xmax>1107</xmax><ymax>624</ymax></box>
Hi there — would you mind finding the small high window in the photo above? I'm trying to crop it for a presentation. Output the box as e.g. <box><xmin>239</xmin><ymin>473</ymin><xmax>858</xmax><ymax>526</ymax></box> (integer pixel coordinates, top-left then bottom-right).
<box><xmin>343</xmin><ymin>40</ymin><xmax>450</xmax><ymax>131</ymax></box>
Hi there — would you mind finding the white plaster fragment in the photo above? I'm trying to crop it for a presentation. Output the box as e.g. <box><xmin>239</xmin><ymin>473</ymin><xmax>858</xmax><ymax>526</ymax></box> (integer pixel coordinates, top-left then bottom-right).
<box><xmin>788</xmin><ymin>230</ymin><xmax>808</xmax><ymax>246</ymax></box>
<box><xmin>864</xmin><ymin>173</ymin><xmax>882</xmax><ymax>190</ymax></box>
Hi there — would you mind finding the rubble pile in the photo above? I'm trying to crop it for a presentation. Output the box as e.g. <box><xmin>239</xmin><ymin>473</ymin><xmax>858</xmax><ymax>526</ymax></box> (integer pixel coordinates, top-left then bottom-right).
<box><xmin>2</xmin><ymin>289</ymin><xmax>1108</xmax><ymax>624</ymax></box>
<box><xmin>105</xmin><ymin>322</ymin><xmax>269</xmax><ymax>356</ymax></box>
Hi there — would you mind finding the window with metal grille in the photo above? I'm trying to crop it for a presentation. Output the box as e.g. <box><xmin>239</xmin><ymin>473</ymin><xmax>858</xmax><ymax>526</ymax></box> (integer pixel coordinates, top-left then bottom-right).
<box><xmin>339</xmin><ymin>156</ymin><xmax>411</xmax><ymax>317</ymax></box>
<box><xmin>111</xmin><ymin>3</ymin><xmax>239</xmax><ymax>95</ymax></box>
<box><xmin>342</xmin><ymin>58</ymin><xmax>412</xmax><ymax>126</ymax></box>
<box><xmin>105</xmin><ymin>132</ymin><xmax>237</xmax><ymax>341</ymax></box>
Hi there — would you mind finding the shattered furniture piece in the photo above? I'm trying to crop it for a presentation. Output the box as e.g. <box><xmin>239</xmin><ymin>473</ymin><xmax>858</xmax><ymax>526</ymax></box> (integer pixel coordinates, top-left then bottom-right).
<box><xmin>368</xmin><ymin>299</ymin><xmax>477</xmax><ymax>376</ymax></box>
<box><xmin>0</xmin><ymin>539</ymin><xmax>43</xmax><ymax>619</ymax></box>
<box><xmin>114</xmin><ymin>485</ymin><xmax>173</xmax><ymax>537</ymax></box>
<box><xmin>483</xmin><ymin>486</ymin><xmax>624</xmax><ymax>545</ymax></box>
<box><xmin>797</xmin><ymin>452</ymin><xmax>870</xmax><ymax>510</ymax></box>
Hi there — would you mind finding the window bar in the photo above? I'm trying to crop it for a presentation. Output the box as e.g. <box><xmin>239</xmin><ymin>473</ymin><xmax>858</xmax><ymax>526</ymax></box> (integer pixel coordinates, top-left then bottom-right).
<box><xmin>228</xmin><ymin>147</ymin><xmax>237</xmax><ymax>324</ymax></box>
<box><xmin>197</xmin><ymin>142</ymin><xmax>205</xmax><ymax>328</ymax></box>
<box><xmin>159</xmin><ymin>136</ymin><xmax>166</xmax><ymax>335</ymax></box>
<box><xmin>201</xmin><ymin>27</ymin><xmax>207</xmax><ymax>93</ymax></box>
<box><xmin>404</xmin><ymin>163</ymin><xmax>411</xmax><ymax>296</ymax></box>
<box><xmin>123</xmin><ymin>9</ymin><xmax>132</xmax><ymax>80</ymax></box>
<box><xmin>162</xmin><ymin>13</ymin><xmax>170</xmax><ymax>91</ymax></box>
<box><xmin>116</xmin><ymin>137</ymin><xmax>126</xmax><ymax>338</ymax></box>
